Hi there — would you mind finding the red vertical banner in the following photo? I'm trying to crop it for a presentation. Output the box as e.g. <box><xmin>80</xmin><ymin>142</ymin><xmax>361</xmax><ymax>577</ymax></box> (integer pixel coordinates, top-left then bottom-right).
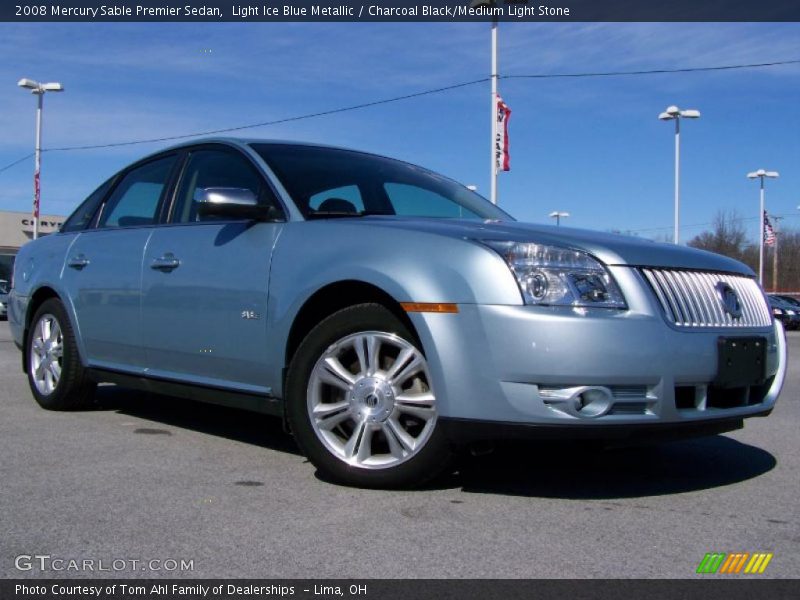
<box><xmin>495</xmin><ymin>95</ymin><xmax>511</xmax><ymax>173</ymax></box>
<box><xmin>33</xmin><ymin>170</ymin><xmax>40</xmax><ymax>220</ymax></box>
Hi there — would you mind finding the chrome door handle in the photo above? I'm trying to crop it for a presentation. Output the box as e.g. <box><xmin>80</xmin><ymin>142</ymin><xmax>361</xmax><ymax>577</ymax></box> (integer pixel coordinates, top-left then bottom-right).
<box><xmin>150</xmin><ymin>254</ymin><xmax>180</xmax><ymax>271</ymax></box>
<box><xmin>67</xmin><ymin>254</ymin><xmax>90</xmax><ymax>269</ymax></box>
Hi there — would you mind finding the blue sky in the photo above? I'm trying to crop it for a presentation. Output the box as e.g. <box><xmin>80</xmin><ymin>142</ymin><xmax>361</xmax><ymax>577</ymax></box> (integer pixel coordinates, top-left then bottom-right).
<box><xmin>1</xmin><ymin>22</ymin><xmax>798</xmax><ymax>242</ymax></box>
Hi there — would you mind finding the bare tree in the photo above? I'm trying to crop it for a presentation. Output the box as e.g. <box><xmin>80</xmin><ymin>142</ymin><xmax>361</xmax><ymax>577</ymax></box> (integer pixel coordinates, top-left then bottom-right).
<box><xmin>687</xmin><ymin>210</ymin><xmax>800</xmax><ymax>291</ymax></box>
<box><xmin>774</xmin><ymin>230</ymin><xmax>800</xmax><ymax>292</ymax></box>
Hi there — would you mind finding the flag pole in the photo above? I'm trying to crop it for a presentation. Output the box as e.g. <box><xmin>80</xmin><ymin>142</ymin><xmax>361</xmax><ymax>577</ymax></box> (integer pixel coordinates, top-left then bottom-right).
<box><xmin>490</xmin><ymin>15</ymin><xmax>498</xmax><ymax>205</ymax></box>
<box><xmin>759</xmin><ymin>179</ymin><xmax>765</xmax><ymax>286</ymax></box>
<box><xmin>771</xmin><ymin>215</ymin><xmax>782</xmax><ymax>292</ymax></box>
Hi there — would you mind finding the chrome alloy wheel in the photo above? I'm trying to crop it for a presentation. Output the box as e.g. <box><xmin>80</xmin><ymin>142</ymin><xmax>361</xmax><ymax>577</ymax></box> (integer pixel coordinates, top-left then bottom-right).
<box><xmin>307</xmin><ymin>331</ymin><xmax>437</xmax><ymax>469</ymax></box>
<box><xmin>30</xmin><ymin>313</ymin><xmax>64</xmax><ymax>396</ymax></box>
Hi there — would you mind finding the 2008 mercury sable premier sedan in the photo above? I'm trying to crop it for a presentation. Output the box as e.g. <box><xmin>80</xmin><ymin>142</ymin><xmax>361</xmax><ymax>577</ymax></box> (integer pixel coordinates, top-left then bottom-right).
<box><xmin>8</xmin><ymin>139</ymin><xmax>786</xmax><ymax>487</ymax></box>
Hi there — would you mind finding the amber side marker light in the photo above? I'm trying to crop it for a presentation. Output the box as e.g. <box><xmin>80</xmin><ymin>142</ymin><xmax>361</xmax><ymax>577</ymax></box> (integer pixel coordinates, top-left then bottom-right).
<box><xmin>400</xmin><ymin>302</ymin><xmax>459</xmax><ymax>313</ymax></box>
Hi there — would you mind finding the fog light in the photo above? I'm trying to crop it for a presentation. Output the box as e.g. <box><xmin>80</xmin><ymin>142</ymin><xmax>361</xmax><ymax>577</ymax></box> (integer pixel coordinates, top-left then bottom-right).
<box><xmin>573</xmin><ymin>387</ymin><xmax>613</xmax><ymax>417</ymax></box>
<box><xmin>539</xmin><ymin>385</ymin><xmax>615</xmax><ymax>418</ymax></box>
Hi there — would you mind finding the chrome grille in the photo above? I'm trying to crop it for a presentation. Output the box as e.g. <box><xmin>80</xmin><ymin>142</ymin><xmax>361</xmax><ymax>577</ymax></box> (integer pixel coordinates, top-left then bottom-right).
<box><xmin>641</xmin><ymin>269</ymin><xmax>772</xmax><ymax>328</ymax></box>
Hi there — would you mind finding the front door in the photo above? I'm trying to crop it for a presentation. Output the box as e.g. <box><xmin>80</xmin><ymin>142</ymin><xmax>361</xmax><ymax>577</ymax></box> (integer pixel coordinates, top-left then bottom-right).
<box><xmin>140</xmin><ymin>147</ymin><xmax>284</xmax><ymax>393</ymax></box>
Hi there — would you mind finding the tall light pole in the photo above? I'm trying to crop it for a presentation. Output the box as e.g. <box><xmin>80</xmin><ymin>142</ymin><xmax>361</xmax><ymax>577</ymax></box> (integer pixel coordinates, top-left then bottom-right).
<box><xmin>549</xmin><ymin>211</ymin><xmax>570</xmax><ymax>226</ymax></box>
<box><xmin>658</xmin><ymin>105</ymin><xmax>700</xmax><ymax>245</ymax></box>
<box><xmin>470</xmin><ymin>0</ymin><xmax>499</xmax><ymax>204</ymax></box>
<box><xmin>747</xmin><ymin>169</ymin><xmax>779</xmax><ymax>286</ymax></box>
<box><xmin>18</xmin><ymin>78</ymin><xmax>64</xmax><ymax>240</ymax></box>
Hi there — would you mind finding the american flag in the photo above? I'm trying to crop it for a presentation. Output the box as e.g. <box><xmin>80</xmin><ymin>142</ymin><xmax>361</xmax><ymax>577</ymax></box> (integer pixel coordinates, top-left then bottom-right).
<box><xmin>764</xmin><ymin>211</ymin><xmax>776</xmax><ymax>247</ymax></box>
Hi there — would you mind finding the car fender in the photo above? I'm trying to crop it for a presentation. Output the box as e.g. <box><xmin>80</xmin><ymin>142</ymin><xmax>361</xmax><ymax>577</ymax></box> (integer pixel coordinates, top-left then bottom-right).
<box><xmin>263</xmin><ymin>220</ymin><xmax>522</xmax><ymax>393</ymax></box>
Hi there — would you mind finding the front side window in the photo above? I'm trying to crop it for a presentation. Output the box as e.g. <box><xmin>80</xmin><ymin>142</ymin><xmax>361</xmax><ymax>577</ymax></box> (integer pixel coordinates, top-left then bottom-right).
<box><xmin>172</xmin><ymin>149</ymin><xmax>274</xmax><ymax>223</ymax></box>
<box><xmin>252</xmin><ymin>143</ymin><xmax>512</xmax><ymax>221</ymax></box>
<box><xmin>98</xmin><ymin>155</ymin><xmax>176</xmax><ymax>228</ymax></box>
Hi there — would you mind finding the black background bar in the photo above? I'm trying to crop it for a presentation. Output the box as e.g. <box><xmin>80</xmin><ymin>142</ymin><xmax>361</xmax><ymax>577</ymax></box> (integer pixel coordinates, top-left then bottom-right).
<box><xmin>3</xmin><ymin>579</ymin><xmax>800</xmax><ymax>600</ymax></box>
<box><xmin>3</xmin><ymin>1</ymin><xmax>800</xmax><ymax>22</ymax></box>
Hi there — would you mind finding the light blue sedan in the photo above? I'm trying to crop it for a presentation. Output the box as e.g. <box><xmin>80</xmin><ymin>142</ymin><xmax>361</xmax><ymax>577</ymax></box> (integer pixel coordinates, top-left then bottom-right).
<box><xmin>7</xmin><ymin>139</ymin><xmax>786</xmax><ymax>487</ymax></box>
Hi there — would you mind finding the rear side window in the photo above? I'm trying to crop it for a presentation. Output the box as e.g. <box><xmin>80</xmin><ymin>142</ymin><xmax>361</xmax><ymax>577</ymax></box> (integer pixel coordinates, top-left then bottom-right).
<box><xmin>98</xmin><ymin>156</ymin><xmax>176</xmax><ymax>228</ymax></box>
<box><xmin>61</xmin><ymin>178</ymin><xmax>113</xmax><ymax>232</ymax></box>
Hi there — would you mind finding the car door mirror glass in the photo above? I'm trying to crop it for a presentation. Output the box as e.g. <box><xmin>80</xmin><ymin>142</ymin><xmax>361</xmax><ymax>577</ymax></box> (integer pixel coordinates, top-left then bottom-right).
<box><xmin>195</xmin><ymin>187</ymin><xmax>276</xmax><ymax>221</ymax></box>
<box><xmin>194</xmin><ymin>187</ymin><xmax>258</xmax><ymax>206</ymax></box>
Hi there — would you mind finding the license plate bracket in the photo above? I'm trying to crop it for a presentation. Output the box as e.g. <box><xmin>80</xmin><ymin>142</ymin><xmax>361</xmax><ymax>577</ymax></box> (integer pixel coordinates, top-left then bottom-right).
<box><xmin>714</xmin><ymin>337</ymin><xmax>767</xmax><ymax>388</ymax></box>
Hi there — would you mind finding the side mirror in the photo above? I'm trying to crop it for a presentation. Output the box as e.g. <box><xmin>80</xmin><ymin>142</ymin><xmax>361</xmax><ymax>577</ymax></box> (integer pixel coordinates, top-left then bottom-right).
<box><xmin>195</xmin><ymin>187</ymin><xmax>277</xmax><ymax>221</ymax></box>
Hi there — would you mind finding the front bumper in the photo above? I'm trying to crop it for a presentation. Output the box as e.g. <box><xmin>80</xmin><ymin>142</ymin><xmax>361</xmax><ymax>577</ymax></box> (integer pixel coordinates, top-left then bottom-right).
<box><xmin>439</xmin><ymin>414</ymin><xmax>758</xmax><ymax>444</ymax></box>
<box><xmin>409</xmin><ymin>299</ymin><xmax>785</xmax><ymax>440</ymax></box>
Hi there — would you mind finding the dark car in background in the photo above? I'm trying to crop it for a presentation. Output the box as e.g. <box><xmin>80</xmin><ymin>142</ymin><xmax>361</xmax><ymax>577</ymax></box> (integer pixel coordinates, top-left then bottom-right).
<box><xmin>773</xmin><ymin>294</ymin><xmax>800</xmax><ymax>309</ymax></box>
<box><xmin>768</xmin><ymin>295</ymin><xmax>800</xmax><ymax>331</ymax></box>
<box><xmin>0</xmin><ymin>279</ymin><xmax>9</xmax><ymax>319</ymax></box>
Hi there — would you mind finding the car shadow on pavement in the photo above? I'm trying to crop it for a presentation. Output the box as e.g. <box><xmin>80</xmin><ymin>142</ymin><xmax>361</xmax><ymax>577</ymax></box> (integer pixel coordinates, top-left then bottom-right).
<box><xmin>87</xmin><ymin>385</ymin><xmax>775</xmax><ymax>497</ymax></box>
<box><xmin>453</xmin><ymin>436</ymin><xmax>777</xmax><ymax>499</ymax></box>
<box><xmin>91</xmin><ymin>384</ymin><xmax>302</xmax><ymax>457</ymax></box>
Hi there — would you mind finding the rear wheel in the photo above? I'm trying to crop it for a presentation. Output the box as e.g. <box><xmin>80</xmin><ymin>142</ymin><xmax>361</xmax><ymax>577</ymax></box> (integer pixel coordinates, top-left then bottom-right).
<box><xmin>286</xmin><ymin>303</ymin><xmax>453</xmax><ymax>488</ymax></box>
<box><xmin>27</xmin><ymin>298</ymin><xmax>96</xmax><ymax>410</ymax></box>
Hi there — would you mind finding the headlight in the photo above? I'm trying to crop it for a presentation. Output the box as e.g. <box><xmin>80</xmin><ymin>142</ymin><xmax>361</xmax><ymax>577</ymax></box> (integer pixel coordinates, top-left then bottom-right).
<box><xmin>773</xmin><ymin>307</ymin><xmax>784</xmax><ymax>315</ymax></box>
<box><xmin>483</xmin><ymin>241</ymin><xmax>627</xmax><ymax>309</ymax></box>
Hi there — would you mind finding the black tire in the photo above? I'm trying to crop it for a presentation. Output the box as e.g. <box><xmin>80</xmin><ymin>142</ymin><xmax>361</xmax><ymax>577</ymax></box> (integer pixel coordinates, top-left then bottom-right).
<box><xmin>286</xmin><ymin>303</ymin><xmax>454</xmax><ymax>488</ymax></box>
<box><xmin>26</xmin><ymin>298</ymin><xmax>96</xmax><ymax>410</ymax></box>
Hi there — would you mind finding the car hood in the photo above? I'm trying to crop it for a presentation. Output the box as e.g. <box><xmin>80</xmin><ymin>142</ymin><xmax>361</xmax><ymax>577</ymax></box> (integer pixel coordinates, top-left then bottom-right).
<box><xmin>356</xmin><ymin>217</ymin><xmax>754</xmax><ymax>275</ymax></box>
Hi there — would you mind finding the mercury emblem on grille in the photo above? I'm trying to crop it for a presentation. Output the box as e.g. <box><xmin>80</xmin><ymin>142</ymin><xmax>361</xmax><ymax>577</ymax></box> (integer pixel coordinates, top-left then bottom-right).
<box><xmin>715</xmin><ymin>282</ymin><xmax>743</xmax><ymax>319</ymax></box>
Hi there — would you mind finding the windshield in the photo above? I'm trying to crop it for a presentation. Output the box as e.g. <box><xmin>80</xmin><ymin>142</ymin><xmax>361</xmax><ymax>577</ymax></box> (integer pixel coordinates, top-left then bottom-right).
<box><xmin>252</xmin><ymin>143</ymin><xmax>512</xmax><ymax>221</ymax></box>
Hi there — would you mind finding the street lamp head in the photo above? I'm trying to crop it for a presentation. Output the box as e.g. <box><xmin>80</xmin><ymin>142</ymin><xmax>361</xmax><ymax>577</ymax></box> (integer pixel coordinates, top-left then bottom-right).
<box><xmin>659</xmin><ymin>106</ymin><xmax>700</xmax><ymax>120</ymax></box>
<box><xmin>41</xmin><ymin>82</ymin><xmax>64</xmax><ymax>92</ymax></box>
<box><xmin>549</xmin><ymin>211</ymin><xmax>570</xmax><ymax>218</ymax></box>
<box><xmin>747</xmin><ymin>169</ymin><xmax>779</xmax><ymax>179</ymax></box>
<box><xmin>17</xmin><ymin>78</ymin><xmax>39</xmax><ymax>90</ymax></box>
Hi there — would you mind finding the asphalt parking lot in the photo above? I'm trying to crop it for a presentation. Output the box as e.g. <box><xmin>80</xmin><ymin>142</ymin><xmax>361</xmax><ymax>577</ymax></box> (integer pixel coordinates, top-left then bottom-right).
<box><xmin>0</xmin><ymin>320</ymin><xmax>797</xmax><ymax>579</ymax></box>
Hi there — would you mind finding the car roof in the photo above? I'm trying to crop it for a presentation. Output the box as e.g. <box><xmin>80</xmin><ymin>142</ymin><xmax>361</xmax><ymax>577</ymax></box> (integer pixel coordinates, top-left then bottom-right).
<box><xmin>147</xmin><ymin>137</ymin><xmax>368</xmax><ymax>161</ymax></box>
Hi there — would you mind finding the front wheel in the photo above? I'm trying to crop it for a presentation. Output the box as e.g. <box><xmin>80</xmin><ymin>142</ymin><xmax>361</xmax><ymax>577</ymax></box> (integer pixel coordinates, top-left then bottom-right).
<box><xmin>286</xmin><ymin>303</ymin><xmax>453</xmax><ymax>488</ymax></box>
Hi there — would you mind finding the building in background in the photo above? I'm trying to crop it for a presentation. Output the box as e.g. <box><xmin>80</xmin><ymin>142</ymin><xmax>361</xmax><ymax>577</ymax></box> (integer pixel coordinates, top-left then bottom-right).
<box><xmin>0</xmin><ymin>211</ymin><xmax>65</xmax><ymax>282</ymax></box>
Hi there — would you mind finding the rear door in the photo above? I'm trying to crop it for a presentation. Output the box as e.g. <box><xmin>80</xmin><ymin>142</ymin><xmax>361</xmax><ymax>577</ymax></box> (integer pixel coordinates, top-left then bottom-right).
<box><xmin>61</xmin><ymin>154</ymin><xmax>178</xmax><ymax>371</ymax></box>
<box><xmin>140</xmin><ymin>145</ymin><xmax>285</xmax><ymax>393</ymax></box>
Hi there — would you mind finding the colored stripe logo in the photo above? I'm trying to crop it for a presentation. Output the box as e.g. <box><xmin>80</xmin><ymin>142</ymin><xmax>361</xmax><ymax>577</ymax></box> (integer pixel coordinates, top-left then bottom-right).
<box><xmin>697</xmin><ymin>552</ymin><xmax>773</xmax><ymax>574</ymax></box>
